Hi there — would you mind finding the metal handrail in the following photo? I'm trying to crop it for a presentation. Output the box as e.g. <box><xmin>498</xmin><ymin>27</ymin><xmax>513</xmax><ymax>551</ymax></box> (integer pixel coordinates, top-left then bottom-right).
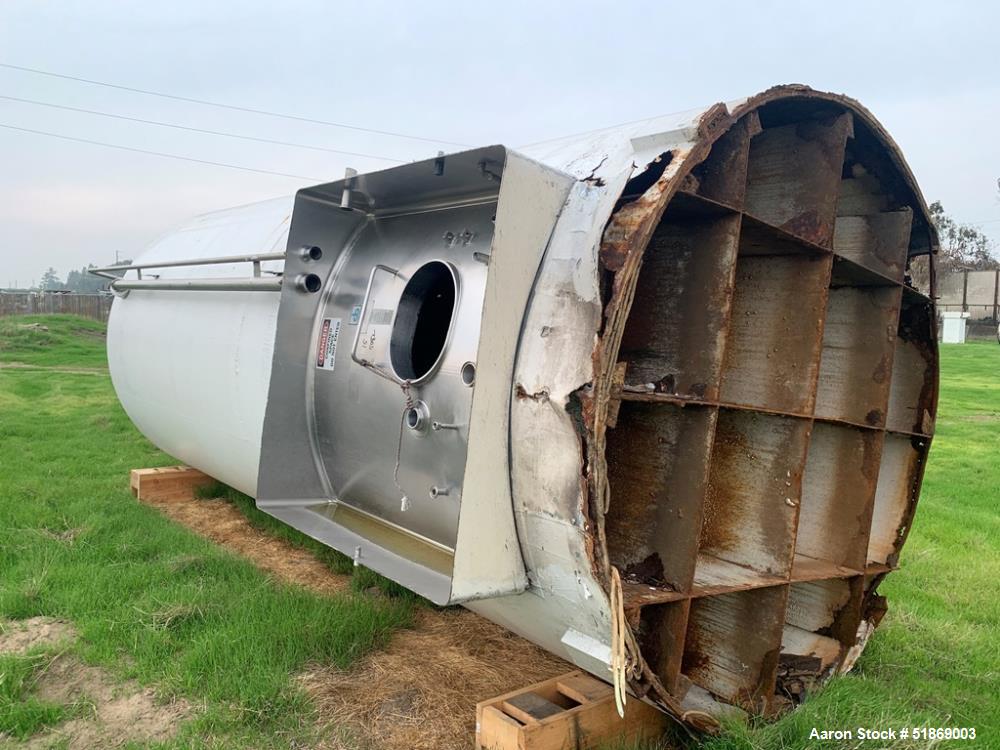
<box><xmin>89</xmin><ymin>251</ymin><xmax>287</xmax><ymax>296</ymax></box>
<box><xmin>89</xmin><ymin>251</ymin><xmax>286</xmax><ymax>280</ymax></box>
<box><xmin>112</xmin><ymin>277</ymin><xmax>283</xmax><ymax>292</ymax></box>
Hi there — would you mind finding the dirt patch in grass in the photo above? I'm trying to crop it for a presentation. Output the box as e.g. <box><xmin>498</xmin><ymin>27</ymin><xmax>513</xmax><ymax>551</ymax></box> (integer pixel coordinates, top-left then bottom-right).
<box><xmin>25</xmin><ymin>655</ymin><xmax>191</xmax><ymax>750</ymax></box>
<box><xmin>67</xmin><ymin>326</ymin><xmax>106</xmax><ymax>341</ymax></box>
<box><xmin>0</xmin><ymin>618</ymin><xmax>76</xmax><ymax>653</ymax></box>
<box><xmin>1</xmin><ymin>618</ymin><xmax>191</xmax><ymax>749</ymax></box>
<box><xmin>960</xmin><ymin>413</ymin><xmax>1000</xmax><ymax>422</ymax></box>
<box><xmin>144</xmin><ymin>493</ymin><xmax>350</xmax><ymax>596</ymax></box>
<box><xmin>141</xmin><ymin>492</ymin><xmax>571</xmax><ymax>749</ymax></box>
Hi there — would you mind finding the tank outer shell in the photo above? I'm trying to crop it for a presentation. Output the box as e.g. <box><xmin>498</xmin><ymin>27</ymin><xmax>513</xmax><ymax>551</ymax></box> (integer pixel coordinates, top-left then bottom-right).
<box><xmin>107</xmin><ymin>197</ymin><xmax>293</xmax><ymax>497</ymax></box>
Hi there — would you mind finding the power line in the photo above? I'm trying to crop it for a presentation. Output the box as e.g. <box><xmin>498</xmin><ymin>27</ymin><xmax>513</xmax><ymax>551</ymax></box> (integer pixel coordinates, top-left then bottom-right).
<box><xmin>0</xmin><ymin>122</ymin><xmax>323</xmax><ymax>180</ymax></box>
<box><xmin>0</xmin><ymin>93</ymin><xmax>405</xmax><ymax>163</ymax></box>
<box><xmin>0</xmin><ymin>61</ymin><xmax>467</xmax><ymax>147</ymax></box>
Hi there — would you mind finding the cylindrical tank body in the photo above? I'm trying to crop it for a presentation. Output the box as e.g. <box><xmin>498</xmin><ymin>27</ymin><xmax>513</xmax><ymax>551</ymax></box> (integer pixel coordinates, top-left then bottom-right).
<box><xmin>107</xmin><ymin>86</ymin><xmax>939</xmax><ymax>728</ymax></box>
<box><xmin>108</xmin><ymin>198</ymin><xmax>292</xmax><ymax>496</ymax></box>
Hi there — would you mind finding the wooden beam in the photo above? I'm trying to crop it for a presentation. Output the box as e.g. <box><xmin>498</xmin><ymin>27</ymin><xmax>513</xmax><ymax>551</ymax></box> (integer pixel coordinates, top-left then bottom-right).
<box><xmin>130</xmin><ymin>466</ymin><xmax>214</xmax><ymax>502</ymax></box>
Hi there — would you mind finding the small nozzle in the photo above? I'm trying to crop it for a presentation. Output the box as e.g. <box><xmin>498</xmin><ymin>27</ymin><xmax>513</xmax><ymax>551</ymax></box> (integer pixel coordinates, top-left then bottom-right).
<box><xmin>294</xmin><ymin>273</ymin><xmax>322</xmax><ymax>293</ymax></box>
<box><xmin>340</xmin><ymin>167</ymin><xmax>358</xmax><ymax>210</ymax></box>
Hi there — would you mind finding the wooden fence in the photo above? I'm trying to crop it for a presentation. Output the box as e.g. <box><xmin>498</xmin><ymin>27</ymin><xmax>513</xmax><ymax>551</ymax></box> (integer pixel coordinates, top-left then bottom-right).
<box><xmin>0</xmin><ymin>292</ymin><xmax>112</xmax><ymax>323</ymax></box>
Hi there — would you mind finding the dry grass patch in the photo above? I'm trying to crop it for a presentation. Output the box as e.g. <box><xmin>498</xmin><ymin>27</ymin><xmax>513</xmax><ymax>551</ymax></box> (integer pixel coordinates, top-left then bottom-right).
<box><xmin>140</xmin><ymin>491</ymin><xmax>572</xmax><ymax>749</ymax></box>
<box><xmin>301</xmin><ymin>609</ymin><xmax>569</xmax><ymax>750</ymax></box>
<box><xmin>143</xmin><ymin>492</ymin><xmax>350</xmax><ymax>596</ymax></box>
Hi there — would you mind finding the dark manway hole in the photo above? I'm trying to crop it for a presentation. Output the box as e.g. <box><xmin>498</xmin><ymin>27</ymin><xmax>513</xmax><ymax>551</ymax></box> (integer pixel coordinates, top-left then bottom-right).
<box><xmin>390</xmin><ymin>261</ymin><xmax>456</xmax><ymax>381</ymax></box>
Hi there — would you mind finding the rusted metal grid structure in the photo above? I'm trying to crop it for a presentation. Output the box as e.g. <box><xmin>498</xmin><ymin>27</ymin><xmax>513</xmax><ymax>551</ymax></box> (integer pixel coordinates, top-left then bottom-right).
<box><xmin>587</xmin><ymin>92</ymin><xmax>938</xmax><ymax>723</ymax></box>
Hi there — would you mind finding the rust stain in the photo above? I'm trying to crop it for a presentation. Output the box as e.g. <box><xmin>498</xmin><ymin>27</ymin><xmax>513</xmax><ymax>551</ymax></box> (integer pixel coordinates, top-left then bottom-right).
<box><xmin>600</xmin><ymin>152</ymin><xmax>677</xmax><ymax>272</ymax></box>
<box><xmin>752</xmin><ymin>646</ymin><xmax>782</xmax><ymax>715</ymax></box>
<box><xmin>872</xmin><ymin>351</ymin><xmax>891</xmax><ymax>385</ymax></box>
<box><xmin>698</xmin><ymin>418</ymin><xmax>751</xmax><ymax>554</ymax></box>
<box><xmin>864</xmin><ymin>408</ymin><xmax>883</xmax><ymax>426</ymax></box>
<box><xmin>778</xmin><ymin>209</ymin><xmax>827</xmax><ymax>245</ymax></box>
<box><xmin>514</xmin><ymin>384</ymin><xmax>550</xmax><ymax>402</ymax></box>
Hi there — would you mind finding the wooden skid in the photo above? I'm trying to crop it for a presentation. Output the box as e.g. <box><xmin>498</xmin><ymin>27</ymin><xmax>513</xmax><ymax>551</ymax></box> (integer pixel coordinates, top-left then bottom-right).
<box><xmin>476</xmin><ymin>671</ymin><xmax>667</xmax><ymax>750</ymax></box>
<box><xmin>130</xmin><ymin>466</ymin><xmax>214</xmax><ymax>502</ymax></box>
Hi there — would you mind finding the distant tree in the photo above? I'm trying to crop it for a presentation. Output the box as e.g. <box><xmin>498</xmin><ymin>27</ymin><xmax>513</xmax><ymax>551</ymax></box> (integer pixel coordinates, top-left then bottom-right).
<box><xmin>929</xmin><ymin>201</ymin><xmax>999</xmax><ymax>274</ymax></box>
<box><xmin>39</xmin><ymin>267</ymin><xmax>64</xmax><ymax>291</ymax></box>
<box><xmin>66</xmin><ymin>265</ymin><xmax>112</xmax><ymax>293</ymax></box>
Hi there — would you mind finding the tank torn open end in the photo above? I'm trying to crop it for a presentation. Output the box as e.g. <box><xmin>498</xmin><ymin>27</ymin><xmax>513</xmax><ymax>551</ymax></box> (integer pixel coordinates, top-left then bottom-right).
<box><xmin>583</xmin><ymin>87</ymin><xmax>938</xmax><ymax>726</ymax></box>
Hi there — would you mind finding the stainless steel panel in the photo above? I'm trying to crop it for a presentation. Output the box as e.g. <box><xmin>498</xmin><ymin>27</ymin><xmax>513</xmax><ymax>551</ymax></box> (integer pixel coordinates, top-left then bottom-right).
<box><xmin>256</xmin><ymin>147</ymin><xmax>516</xmax><ymax>603</ymax></box>
<box><xmin>314</xmin><ymin>199</ymin><xmax>496</xmax><ymax>548</ymax></box>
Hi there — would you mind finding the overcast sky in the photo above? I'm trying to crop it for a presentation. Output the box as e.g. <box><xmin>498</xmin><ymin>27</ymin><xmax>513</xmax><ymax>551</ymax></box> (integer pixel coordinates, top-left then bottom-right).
<box><xmin>1</xmin><ymin>0</ymin><xmax>998</xmax><ymax>287</ymax></box>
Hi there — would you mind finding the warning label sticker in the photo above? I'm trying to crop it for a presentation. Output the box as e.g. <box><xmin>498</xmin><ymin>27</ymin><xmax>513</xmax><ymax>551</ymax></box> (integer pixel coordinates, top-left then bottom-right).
<box><xmin>316</xmin><ymin>317</ymin><xmax>342</xmax><ymax>370</ymax></box>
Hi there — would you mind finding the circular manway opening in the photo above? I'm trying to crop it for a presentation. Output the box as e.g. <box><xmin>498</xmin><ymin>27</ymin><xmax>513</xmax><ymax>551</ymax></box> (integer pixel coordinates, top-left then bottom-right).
<box><xmin>390</xmin><ymin>261</ymin><xmax>457</xmax><ymax>381</ymax></box>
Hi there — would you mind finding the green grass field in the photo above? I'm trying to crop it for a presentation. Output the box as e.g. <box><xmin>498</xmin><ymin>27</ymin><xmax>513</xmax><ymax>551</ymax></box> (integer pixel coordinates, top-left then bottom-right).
<box><xmin>1</xmin><ymin>315</ymin><xmax>997</xmax><ymax>749</ymax></box>
<box><xmin>0</xmin><ymin>316</ymin><xmax>416</xmax><ymax>748</ymax></box>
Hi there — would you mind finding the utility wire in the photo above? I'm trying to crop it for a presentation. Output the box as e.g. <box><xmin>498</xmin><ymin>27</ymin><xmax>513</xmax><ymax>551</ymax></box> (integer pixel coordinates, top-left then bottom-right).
<box><xmin>0</xmin><ymin>61</ymin><xmax>467</xmax><ymax>147</ymax></box>
<box><xmin>0</xmin><ymin>93</ymin><xmax>406</xmax><ymax>163</ymax></box>
<box><xmin>0</xmin><ymin>122</ymin><xmax>323</xmax><ymax>180</ymax></box>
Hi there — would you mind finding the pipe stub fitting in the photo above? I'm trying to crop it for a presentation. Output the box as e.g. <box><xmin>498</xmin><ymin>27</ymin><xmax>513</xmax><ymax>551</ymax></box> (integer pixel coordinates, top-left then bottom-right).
<box><xmin>461</xmin><ymin>361</ymin><xmax>476</xmax><ymax>386</ymax></box>
<box><xmin>299</xmin><ymin>245</ymin><xmax>323</xmax><ymax>262</ymax></box>
<box><xmin>405</xmin><ymin>401</ymin><xmax>430</xmax><ymax>432</ymax></box>
<box><xmin>295</xmin><ymin>273</ymin><xmax>322</xmax><ymax>293</ymax></box>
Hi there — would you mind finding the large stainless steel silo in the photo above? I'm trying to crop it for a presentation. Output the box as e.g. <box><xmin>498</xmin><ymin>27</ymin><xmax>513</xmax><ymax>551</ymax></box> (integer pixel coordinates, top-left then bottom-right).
<box><xmin>100</xmin><ymin>85</ymin><xmax>939</xmax><ymax>730</ymax></box>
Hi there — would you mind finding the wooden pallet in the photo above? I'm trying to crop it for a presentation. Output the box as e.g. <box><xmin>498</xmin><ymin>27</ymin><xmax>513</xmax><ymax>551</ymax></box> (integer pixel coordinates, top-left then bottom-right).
<box><xmin>476</xmin><ymin>670</ymin><xmax>668</xmax><ymax>750</ymax></box>
<box><xmin>130</xmin><ymin>466</ymin><xmax>214</xmax><ymax>502</ymax></box>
